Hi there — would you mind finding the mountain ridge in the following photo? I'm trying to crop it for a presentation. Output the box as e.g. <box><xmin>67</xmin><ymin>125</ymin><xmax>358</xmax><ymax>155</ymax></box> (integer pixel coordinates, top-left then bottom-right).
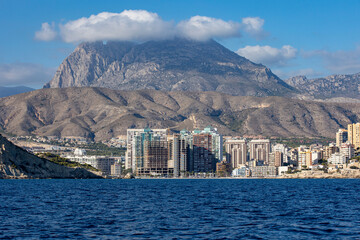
<box><xmin>286</xmin><ymin>72</ymin><xmax>360</xmax><ymax>99</ymax></box>
<box><xmin>0</xmin><ymin>87</ymin><xmax>359</xmax><ymax>140</ymax></box>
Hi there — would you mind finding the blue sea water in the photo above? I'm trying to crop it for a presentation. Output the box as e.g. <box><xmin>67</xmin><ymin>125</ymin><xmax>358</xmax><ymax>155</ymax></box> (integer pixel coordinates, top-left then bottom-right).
<box><xmin>1</xmin><ymin>179</ymin><xmax>360</xmax><ymax>239</ymax></box>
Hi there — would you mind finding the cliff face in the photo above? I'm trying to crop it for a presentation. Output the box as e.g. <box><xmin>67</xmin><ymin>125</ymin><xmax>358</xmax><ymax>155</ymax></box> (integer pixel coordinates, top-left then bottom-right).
<box><xmin>44</xmin><ymin>39</ymin><xmax>296</xmax><ymax>97</ymax></box>
<box><xmin>0</xmin><ymin>134</ymin><xmax>101</xmax><ymax>179</ymax></box>
<box><xmin>0</xmin><ymin>87</ymin><xmax>359</xmax><ymax>140</ymax></box>
<box><xmin>286</xmin><ymin>73</ymin><xmax>360</xmax><ymax>99</ymax></box>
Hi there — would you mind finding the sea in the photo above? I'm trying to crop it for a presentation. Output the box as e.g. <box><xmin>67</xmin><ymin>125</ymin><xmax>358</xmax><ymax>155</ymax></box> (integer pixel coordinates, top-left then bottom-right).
<box><xmin>1</xmin><ymin>179</ymin><xmax>360</xmax><ymax>239</ymax></box>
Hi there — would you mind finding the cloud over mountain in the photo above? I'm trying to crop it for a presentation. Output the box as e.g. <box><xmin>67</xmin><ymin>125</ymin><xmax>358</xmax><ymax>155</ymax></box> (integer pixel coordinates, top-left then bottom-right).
<box><xmin>60</xmin><ymin>10</ymin><xmax>174</xmax><ymax>43</ymax></box>
<box><xmin>35</xmin><ymin>10</ymin><xmax>265</xmax><ymax>43</ymax></box>
<box><xmin>177</xmin><ymin>16</ymin><xmax>241</xmax><ymax>41</ymax></box>
<box><xmin>236</xmin><ymin>45</ymin><xmax>297</xmax><ymax>66</ymax></box>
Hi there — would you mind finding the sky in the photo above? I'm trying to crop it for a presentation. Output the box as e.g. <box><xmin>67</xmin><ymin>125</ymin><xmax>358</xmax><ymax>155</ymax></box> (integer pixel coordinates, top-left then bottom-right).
<box><xmin>0</xmin><ymin>0</ymin><xmax>359</xmax><ymax>88</ymax></box>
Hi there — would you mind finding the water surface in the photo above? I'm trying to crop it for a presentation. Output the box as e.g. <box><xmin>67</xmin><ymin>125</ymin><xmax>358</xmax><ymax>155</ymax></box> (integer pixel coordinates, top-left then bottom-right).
<box><xmin>1</xmin><ymin>179</ymin><xmax>360</xmax><ymax>239</ymax></box>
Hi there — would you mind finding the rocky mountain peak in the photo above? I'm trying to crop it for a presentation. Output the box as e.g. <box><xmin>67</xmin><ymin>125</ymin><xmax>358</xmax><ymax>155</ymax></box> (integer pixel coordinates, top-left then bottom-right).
<box><xmin>286</xmin><ymin>75</ymin><xmax>308</xmax><ymax>86</ymax></box>
<box><xmin>44</xmin><ymin>39</ymin><xmax>296</xmax><ymax>97</ymax></box>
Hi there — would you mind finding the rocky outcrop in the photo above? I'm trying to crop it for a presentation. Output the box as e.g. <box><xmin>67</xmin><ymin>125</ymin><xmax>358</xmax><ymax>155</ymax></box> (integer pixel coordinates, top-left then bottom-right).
<box><xmin>0</xmin><ymin>87</ymin><xmax>360</xmax><ymax>140</ymax></box>
<box><xmin>0</xmin><ymin>134</ymin><xmax>102</xmax><ymax>179</ymax></box>
<box><xmin>286</xmin><ymin>73</ymin><xmax>360</xmax><ymax>99</ymax></box>
<box><xmin>44</xmin><ymin>39</ymin><xmax>296</xmax><ymax>97</ymax></box>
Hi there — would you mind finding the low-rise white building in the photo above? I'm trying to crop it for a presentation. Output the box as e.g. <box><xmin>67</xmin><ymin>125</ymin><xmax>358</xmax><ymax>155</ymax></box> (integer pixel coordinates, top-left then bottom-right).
<box><xmin>232</xmin><ymin>166</ymin><xmax>250</xmax><ymax>177</ymax></box>
<box><xmin>278</xmin><ymin>166</ymin><xmax>289</xmax><ymax>175</ymax></box>
<box><xmin>249</xmin><ymin>166</ymin><xmax>277</xmax><ymax>177</ymax></box>
<box><xmin>328</xmin><ymin>153</ymin><xmax>347</xmax><ymax>165</ymax></box>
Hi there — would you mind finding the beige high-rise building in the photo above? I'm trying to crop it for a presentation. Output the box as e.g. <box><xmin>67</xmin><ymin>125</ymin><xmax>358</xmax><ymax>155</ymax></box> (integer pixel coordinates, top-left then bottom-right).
<box><xmin>336</xmin><ymin>129</ymin><xmax>348</xmax><ymax>147</ymax></box>
<box><xmin>249</xmin><ymin>139</ymin><xmax>270</xmax><ymax>164</ymax></box>
<box><xmin>348</xmin><ymin>123</ymin><xmax>360</xmax><ymax>149</ymax></box>
<box><xmin>274</xmin><ymin>151</ymin><xmax>283</xmax><ymax>167</ymax></box>
<box><xmin>225</xmin><ymin>139</ymin><xmax>247</xmax><ymax>168</ymax></box>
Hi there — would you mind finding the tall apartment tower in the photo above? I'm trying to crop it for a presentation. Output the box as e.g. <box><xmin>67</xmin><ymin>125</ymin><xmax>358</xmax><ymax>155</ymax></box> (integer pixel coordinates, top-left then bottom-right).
<box><xmin>168</xmin><ymin>130</ymin><xmax>192</xmax><ymax>177</ymax></box>
<box><xmin>192</xmin><ymin>126</ymin><xmax>223</xmax><ymax>173</ymax></box>
<box><xmin>348</xmin><ymin>123</ymin><xmax>360</xmax><ymax>149</ymax></box>
<box><xmin>336</xmin><ymin>129</ymin><xmax>348</xmax><ymax>147</ymax></box>
<box><xmin>274</xmin><ymin>151</ymin><xmax>283</xmax><ymax>167</ymax></box>
<box><xmin>225</xmin><ymin>139</ymin><xmax>247</xmax><ymax>169</ymax></box>
<box><xmin>249</xmin><ymin>139</ymin><xmax>271</xmax><ymax>164</ymax></box>
<box><xmin>125</xmin><ymin>128</ymin><xmax>168</xmax><ymax>172</ymax></box>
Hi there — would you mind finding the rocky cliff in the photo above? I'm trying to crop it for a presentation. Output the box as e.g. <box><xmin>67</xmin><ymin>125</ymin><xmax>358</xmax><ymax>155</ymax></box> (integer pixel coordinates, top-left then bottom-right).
<box><xmin>286</xmin><ymin>73</ymin><xmax>360</xmax><ymax>99</ymax></box>
<box><xmin>0</xmin><ymin>87</ymin><xmax>359</xmax><ymax>140</ymax></box>
<box><xmin>44</xmin><ymin>39</ymin><xmax>296</xmax><ymax>97</ymax></box>
<box><xmin>0</xmin><ymin>134</ymin><xmax>101</xmax><ymax>179</ymax></box>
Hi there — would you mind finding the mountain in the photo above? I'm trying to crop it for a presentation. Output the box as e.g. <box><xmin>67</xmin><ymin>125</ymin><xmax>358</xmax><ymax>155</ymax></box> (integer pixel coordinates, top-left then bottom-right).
<box><xmin>0</xmin><ymin>86</ymin><xmax>34</xmax><ymax>98</ymax></box>
<box><xmin>286</xmin><ymin>73</ymin><xmax>360</xmax><ymax>99</ymax></box>
<box><xmin>0</xmin><ymin>87</ymin><xmax>359</xmax><ymax>140</ymax></box>
<box><xmin>0</xmin><ymin>134</ymin><xmax>101</xmax><ymax>179</ymax></box>
<box><xmin>44</xmin><ymin>39</ymin><xmax>296</xmax><ymax>97</ymax></box>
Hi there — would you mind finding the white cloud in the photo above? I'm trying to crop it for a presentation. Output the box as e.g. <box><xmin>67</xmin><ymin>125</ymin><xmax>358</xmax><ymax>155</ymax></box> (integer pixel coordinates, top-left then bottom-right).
<box><xmin>0</xmin><ymin>63</ymin><xmax>55</xmax><ymax>87</ymax></box>
<box><xmin>176</xmin><ymin>16</ymin><xmax>241</xmax><ymax>41</ymax></box>
<box><xmin>35</xmin><ymin>10</ymin><xmax>263</xmax><ymax>43</ymax></box>
<box><xmin>304</xmin><ymin>46</ymin><xmax>360</xmax><ymax>74</ymax></box>
<box><xmin>34</xmin><ymin>22</ymin><xmax>57</xmax><ymax>41</ymax></box>
<box><xmin>241</xmin><ymin>17</ymin><xmax>267</xmax><ymax>39</ymax></box>
<box><xmin>59</xmin><ymin>10</ymin><xmax>175</xmax><ymax>43</ymax></box>
<box><xmin>236</xmin><ymin>45</ymin><xmax>297</xmax><ymax>66</ymax></box>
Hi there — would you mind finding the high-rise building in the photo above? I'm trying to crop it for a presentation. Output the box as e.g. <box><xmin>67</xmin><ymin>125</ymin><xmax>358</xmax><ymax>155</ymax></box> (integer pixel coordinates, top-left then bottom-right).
<box><xmin>125</xmin><ymin>128</ymin><xmax>168</xmax><ymax>171</ymax></box>
<box><xmin>225</xmin><ymin>139</ymin><xmax>247</xmax><ymax>168</ymax></box>
<box><xmin>192</xmin><ymin>126</ymin><xmax>223</xmax><ymax>173</ymax></box>
<box><xmin>298</xmin><ymin>151</ymin><xmax>307</xmax><ymax>169</ymax></box>
<box><xmin>288</xmin><ymin>148</ymin><xmax>298</xmax><ymax>166</ymax></box>
<box><xmin>274</xmin><ymin>151</ymin><xmax>283</xmax><ymax>167</ymax></box>
<box><xmin>168</xmin><ymin>131</ymin><xmax>192</xmax><ymax>177</ymax></box>
<box><xmin>110</xmin><ymin>159</ymin><xmax>122</xmax><ymax>177</ymax></box>
<box><xmin>340</xmin><ymin>142</ymin><xmax>354</xmax><ymax>161</ymax></box>
<box><xmin>272</xmin><ymin>144</ymin><xmax>289</xmax><ymax>163</ymax></box>
<box><xmin>249</xmin><ymin>139</ymin><xmax>270</xmax><ymax>164</ymax></box>
<box><xmin>323</xmin><ymin>143</ymin><xmax>339</xmax><ymax>160</ymax></box>
<box><xmin>336</xmin><ymin>129</ymin><xmax>348</xmax><ymax>147</ymax></box>
<box><xmin>348</xmin><ymin>123</ymin><xmax>360</xmax><ymax>149</ymax></box>
<box><xmin>137</xmin><ymin>138</ymin><xmax>169</xmax><ymax>176</ymax></box>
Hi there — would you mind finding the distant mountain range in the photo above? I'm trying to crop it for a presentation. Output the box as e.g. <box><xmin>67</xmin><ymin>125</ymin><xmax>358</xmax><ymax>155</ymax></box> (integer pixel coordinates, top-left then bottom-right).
<box><xmin>0</xmin><ymin>87</ymin><xmax>359</xmax><ymax>140</ymax></box>
<box><xmin>286</xmin><ymin>73</ymin><xmax>360</xmax><ymax>99</ymax></box>
<box><xmin>44</xmin><ymin>39</ymin><xmax>296</xmax><ymax>97</ymax></box>
<box><xmin>0</xmin><ymin>86</ymin><xmax>34</xmax><ymax>98</ymax></box>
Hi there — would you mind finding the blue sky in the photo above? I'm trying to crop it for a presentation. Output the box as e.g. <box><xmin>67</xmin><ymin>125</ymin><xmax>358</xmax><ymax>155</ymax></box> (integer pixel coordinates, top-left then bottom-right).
<box><xmin>0</xmin><ymin>0</ymin><xmax>359</xmax><ymax>88</ymax></box>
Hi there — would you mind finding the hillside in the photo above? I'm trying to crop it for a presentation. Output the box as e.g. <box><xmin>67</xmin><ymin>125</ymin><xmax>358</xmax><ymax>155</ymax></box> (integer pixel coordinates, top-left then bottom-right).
<box><xmin>44</xmin><ymin>39</ymin><xmax>296</xmax><ymax>97</ymax></box>
<box><xmin>0</xmin><ymin>87</ymin><xmax>359</xmax><ymax>140</ymax></box>
<box><xmin>0</xmin><ymin>134</ymin><xmax>101</xmax><ymax>179</ymax></box>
